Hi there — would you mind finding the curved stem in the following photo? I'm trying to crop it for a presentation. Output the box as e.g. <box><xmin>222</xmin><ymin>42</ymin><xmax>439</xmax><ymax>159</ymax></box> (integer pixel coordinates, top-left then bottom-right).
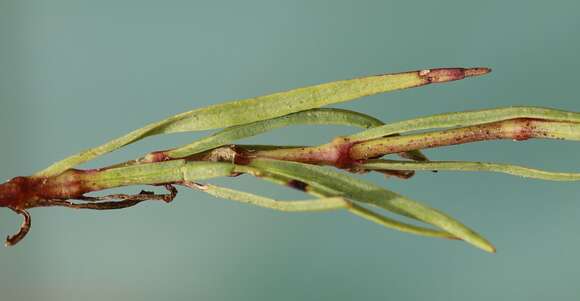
<box><xmin>5</xmin><ymin>209</ymin><xmax>31</xmax><ymax>247</ymax></box>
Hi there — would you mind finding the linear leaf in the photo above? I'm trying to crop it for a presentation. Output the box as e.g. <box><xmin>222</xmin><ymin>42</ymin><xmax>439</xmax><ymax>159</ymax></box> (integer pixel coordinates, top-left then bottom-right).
<box><xmin>361</xmin><ymin>159</ymin><xmax>580</xmax><ymax>181</ymax></box>
<box><xmin>246</xmin><ymin>158</ymin><xmax>495</xmax><ymax>252</ymax></box>
<box><xmin>185</xmin><ymin>182</ymin><xmax>348</xmax><ymax>212</ymax></box>
<box><xmin>165</xmin><ymin>107</ymin><xmax>427</xmax><ymax>162</ymax></box>
<box><xmin>165</xmin><ymin>108</ymin><xmax>383</xmax><ymax>159</ymax></box>
<box><xmin>234</xmin><ymin>165</ymin><xmax>456</xmax><ymax>240</ymax></box>
<box><xmin>347</xmin><ymin>203</ymin><xmax>457</xmax><ymax>239</ymax></box>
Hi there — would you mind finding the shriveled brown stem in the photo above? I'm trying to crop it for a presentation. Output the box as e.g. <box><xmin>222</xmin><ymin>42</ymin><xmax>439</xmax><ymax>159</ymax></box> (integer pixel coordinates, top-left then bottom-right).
<box><xmin>5</xmin><ymin>208</ymin><xmax>31</xmax><ymax>247</ymax></box>
<box><xmin>75</xmin><ymin>184</ymin><xmax>178</xmax><ymax>204</ymax></box>
<box><xmin>43</xmin><ymin>184</ymin><xmax>178</xmax><ymax>209</ymax></box>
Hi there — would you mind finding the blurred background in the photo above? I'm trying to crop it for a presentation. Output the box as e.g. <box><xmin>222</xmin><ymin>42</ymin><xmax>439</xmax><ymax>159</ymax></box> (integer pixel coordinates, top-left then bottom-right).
<box><xmin>1</xmin><ymin>1</ymin><xmax>580</xmax><ymax>300</ymax></box>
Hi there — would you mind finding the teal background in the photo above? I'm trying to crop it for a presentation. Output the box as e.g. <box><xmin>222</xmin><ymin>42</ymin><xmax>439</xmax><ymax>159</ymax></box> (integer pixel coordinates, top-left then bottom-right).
<box><xmin>1</xmin><ymin>1</ymin><xmax>580</xmax><ymax>300</ymax></box>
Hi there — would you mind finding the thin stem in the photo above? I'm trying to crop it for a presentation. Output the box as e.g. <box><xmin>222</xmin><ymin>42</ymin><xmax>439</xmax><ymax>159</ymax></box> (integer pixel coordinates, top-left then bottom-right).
<box><xmin>77</xmin><ymin>161</ymin><xmax>236</xmax><ymax>192</ymax></box>
<box><xmin>350</xmin><ymin>118</ymin><xmax>580</xmax><ymax>160</ymax></box>
<box><xmin>348</xmin><ymin>106</ymin><xmax>580</xmax><ymax>142</ymax></box>
<box><xmin>253</xmin><ymin>118</ymin><xmax>580</xmax><ymax>168</ymax></box>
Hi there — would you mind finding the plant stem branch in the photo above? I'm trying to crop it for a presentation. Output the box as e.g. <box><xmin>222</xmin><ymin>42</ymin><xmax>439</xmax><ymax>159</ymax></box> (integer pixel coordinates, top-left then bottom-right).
<box><xmin>251</xmin><ymin>118</ymin><xmax>580</xmax><ymax>167</ymax></box>
<box><xmin>350</xmin><ymin>118</ymin><xmax>580</xmax><ymax>160</ymax></box>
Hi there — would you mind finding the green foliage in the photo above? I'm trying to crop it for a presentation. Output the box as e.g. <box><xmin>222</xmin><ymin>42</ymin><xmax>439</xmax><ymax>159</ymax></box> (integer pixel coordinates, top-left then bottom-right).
<box><xmin>21</xmin><ymin>67</ymin><xmax>580</xmax><ymax>252</ymax></box>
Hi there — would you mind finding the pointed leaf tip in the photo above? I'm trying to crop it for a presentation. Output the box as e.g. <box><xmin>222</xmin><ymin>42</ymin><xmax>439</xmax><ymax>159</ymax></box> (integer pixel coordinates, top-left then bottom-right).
<box><xmin>484</xmin><ymin>244</ymin><xmax>497</xmax><ymax>254</ymax></box>
<box><xmin>418</xmin><ymin>67</ymin><xmax>491</xmax><ymax>83</ymax></box>
<box><xmin>473</xmin><ymin>238</ymin><xmax>496</xmax><ymax>253</ymax></box>
<box><xmin>464</xmin><ymin>67</ymin><xmax>492</xmax><ymax>77</ymax></box>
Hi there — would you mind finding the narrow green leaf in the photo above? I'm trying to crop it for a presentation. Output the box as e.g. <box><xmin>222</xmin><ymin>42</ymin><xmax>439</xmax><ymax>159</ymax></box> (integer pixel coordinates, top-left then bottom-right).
<box><xmin>184</xmin><ymin>182</ymin><xmax>349</xmax><ymax>212</ymax></box>
<box><xmin>347</xmin><ymin>203</ymin><xmax>457</xmax><ymax>239</ymax></box>
<box><xmin>234</xmin><ymin>165</ymin><xmax>456</xmax><ymax>240</ymax></box>
<box><xmin>348</xmin><ymin>106</ymin><xmax>580</xmax><ymax>142</ymax></box>
<box><xmin>246</xmin><ymin>158</ymin><xmax>495</xmax><ymax>252</ymax></box>
<box><xmin>361</xmin><ymin>159</ymin><xmax>580</xmax><ymax>181</ymax></box>
<box><xmin>165</xmin><ymin>108</ymin><xmax>383</xmax><ymax>159</ymax></box>
<box><xmin>163</xmin><ymin>107</ymin><xmax>426</xmax><ymax>162</ymax></box>
<box><xmin>36</xmin><ymin>67</ymin><xmax>487</xmax><ymax>177</ymax></box>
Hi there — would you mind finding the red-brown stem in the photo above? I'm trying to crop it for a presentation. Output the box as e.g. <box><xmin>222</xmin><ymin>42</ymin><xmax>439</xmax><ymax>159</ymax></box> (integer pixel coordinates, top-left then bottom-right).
<box><xmin>0</xmin><ymin>117</ymin><xmax>574</xmax><ymax>211</ymax></box>
<box><xmin>251</xmin><ymin>118</ymin><xmax>580</xmax><ymax>167</ymax></box>
<box><xmin>250</xmin><ymin>137</ymin><xmax>357</xmax><ymax>168</ymax></box>
<box><xmin>349</xmin><ymin>118</ymin><xmax>577</xmax><ymax>160</ymax></box>
<box><xmin>0</xmin><ymin>170</ymin><xmax>98</xmax><ymax>210</ymax></box>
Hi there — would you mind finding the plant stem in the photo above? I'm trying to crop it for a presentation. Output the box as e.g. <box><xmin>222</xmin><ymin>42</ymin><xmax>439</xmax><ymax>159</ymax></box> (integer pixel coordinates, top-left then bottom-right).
<box><xmin>251</xmin><ymin>118</ymin><xmax>580</xmax><ymax>167</ymax></box>
<box><xmin>350</xmin><ymin>118</ymin><xmax>580</xmax><ymax>159</ymax></box>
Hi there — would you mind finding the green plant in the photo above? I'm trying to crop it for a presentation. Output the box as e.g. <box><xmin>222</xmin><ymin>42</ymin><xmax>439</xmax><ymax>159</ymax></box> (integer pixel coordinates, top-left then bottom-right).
<box><xmin>2</xmin><ymin>67</ymin><xmax>579</xmax><ymax>252</ymax></box>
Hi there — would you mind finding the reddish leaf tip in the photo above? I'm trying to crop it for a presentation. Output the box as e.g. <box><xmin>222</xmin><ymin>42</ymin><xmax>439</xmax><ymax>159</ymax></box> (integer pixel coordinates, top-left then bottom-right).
<box><xmin>463</xmin><ymin>67</ymin><xmax>492</xmax><ymax>78</ymax></box>
<box><xmin>418</xmin><ymin>67</ymin><xmax>492</xmax><ymax>83</ymax></box>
